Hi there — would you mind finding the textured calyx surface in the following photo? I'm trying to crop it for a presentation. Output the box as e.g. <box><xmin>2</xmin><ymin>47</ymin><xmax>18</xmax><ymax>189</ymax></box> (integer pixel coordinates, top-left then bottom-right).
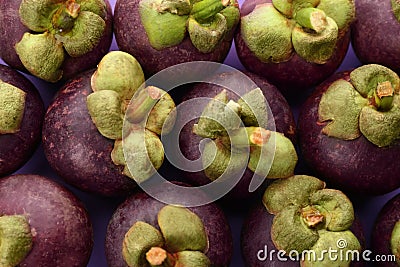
<box><xmin>193</xmin><ymin>88</ymin><xmax>297</xmax><ymax>182</ymax></box>
<box><xmin>392</xmin><ymin>0</ymin><xmax>400</xmax><ymax>22</ymax></box>
<box><xmin>318</xmin><ymin>64</ymin><xmax>400</xmax><ymax>147</ymax></box>
<box><xmin>16</xmin><ymin>0</ymin><xmax>107</xmax><ymax>82</ymax></box>
<box><xmin>262</xmin><ymin>175</ymin><xmax>361</xmax><ymax>266</ymax></box>
<box><xmin>241</xmin><ymin>0</ymin><xmax>355</xmax><ymax>64</ymax></box>
<box><xmin>0</xmin><ymin>80</ymin><xmax>26</xmax><ymax>135</ymax></box>
<box><xmin>87</xmin><ymin>51</ymin><xmax>176</xmax><ymax>183</ymax></box>
<box><xmin>139</xmin><ymin>0</ymin><xmax>240</xmax><ymax>52</ymax></box>
<box><xmin>0</xmin><ymin>215</ymin><xmax>33</xmax><ymax>267</ymax></box>
<box><xmin>122</xmin><ymin>205</ymin><xmax>210</xmax><ymax>267</ymax></box>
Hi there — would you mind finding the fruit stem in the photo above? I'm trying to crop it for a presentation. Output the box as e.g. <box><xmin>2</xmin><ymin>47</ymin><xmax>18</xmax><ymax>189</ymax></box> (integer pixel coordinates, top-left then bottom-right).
<box><xmin>190</xmin><ymin>0</ymin><xmax>229</xmax><ymax>22</ymax></box>
<box><xmin>126</xmin><ymin>86</ymin><xmax>161</xmax><ymax>124</ymax></box>
<box><xmin>301</xmin><ymin>206</ymin><xmax>324</xmax><ymax>228</ymax></box>
<box><xmin>221</xmin><ymin>127</ymin><xmax>271</xmax><ymax>148</ymax></box>
<box><xmin>146</xmin><ymin>247</ymin><xmax>175</xmax><ymax>267</ymax></box>
<box><xmin>373</xmin><ymin>81</ymin><xmax>394</xmax><ymax>111</ymax></box>
<box><xmin>51</xmin><ymin>0</ymin><xmax>80</xmax><ymax>33</ymax></box>
<box><xmin>0</xmin><ymin>215</ymin><xmax>33</xmax><ymax>267</ymax></box>
<box><xmin>295</xmin><ymin>7</ymin><xmax>327</xmax><ymax>33</ymax></box>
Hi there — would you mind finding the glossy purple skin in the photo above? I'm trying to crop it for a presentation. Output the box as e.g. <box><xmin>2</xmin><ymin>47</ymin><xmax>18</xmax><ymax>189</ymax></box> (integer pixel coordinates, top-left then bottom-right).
<box><xmin>235</xmin><ymin>0</ymin><xmax>351</xmax><ymax>96</ymax></box>
<box><xmin>105</xmin><ymin>182</ymin><xmax>233</xmax><ymax>267</ymax></box>
<box><xmin>297</xmin><ymin>71</ymin><xmax>400</xmax><ymax>195</ymax></box>
<box><xmin>0</xmin><ymin>174</ymin><xmax>93</xmax><ymax>267</ymax></box>
<box><xmin>351</xmin><ymin>0</ymin><xmax>400</xmax><ymax>74</ymax></box>
<box><xmin>114</xmin><ymin>0</ymin><xmax>237</xmax><ymax>77</ymax></box>
<box><xmin>0</xmin><ymin>64</ymin><xmax>44</xmax><ymax>177</ymax></box>
<box><xmin>0</xmin><ymin>0</ymin><xmax>113</xmax><ymax>82</ymax></box>
<box><xmin>241</xmin><ymin>202</ymin><xmax>366</xmax><ymax>267</ymax></box>
<box><xmin>371</xmin><ymin>193</ymin><xmax>400</xmax><ymax>267</ymax></box>
<box><xmin>176</xmin><ymin>71</ymin><xmax>296</xmax><ymax>202</ymax></box>
<box><xmin>42</xmin><ymin>69</ymin><xmax>136</xmax><ymax>197</ymax></box>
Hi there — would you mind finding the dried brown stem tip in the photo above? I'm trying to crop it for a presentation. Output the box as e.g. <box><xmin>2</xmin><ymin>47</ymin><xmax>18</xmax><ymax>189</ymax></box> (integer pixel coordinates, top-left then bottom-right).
<box><xmin>146</xmin><ymin>247</ymin><xmax>168</xmax><ymax>265</ymax></box>
<box><xmin>301</xmin><ymin>206</ymin><xmax>324</xmax><ymax>228</ymax></box>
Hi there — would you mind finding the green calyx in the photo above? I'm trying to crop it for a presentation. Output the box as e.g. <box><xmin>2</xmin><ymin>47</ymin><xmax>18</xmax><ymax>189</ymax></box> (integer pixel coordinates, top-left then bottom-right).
<box><xmin>122</xmin><ymin>205</ymin><xmax>210</xmax><ymax>267</ymax></box>
<box><xmin>0</xmin><ymin>80</ymin><xmax>27</xmax><ymax>135</ymax></box>
<box><xmin>17</xmin><ymin>0</ymin><xmax>107</xmax><ymax>82</ymax></box>
<box><xmin>318</xmin><ymin>64</ymin><xmax>400</xmax><ymax>147</ymax></box>
<box><xmin>263</xmin><ymin>175</ymin><xmax>360</xmax><ymax>266</ymax></box>
<box><xmin>139</xmin><ymin>0</ymin><xmax>239</xmax><ymax>53</ymax></box>
<box><xmin>392</xmin><ymin>0</ymin><xmax>400</xmax><ymax>22</ymax></box>
<box><xmin>241</xmin><ymin>0</ymin><xmax>355</xmax><ymax>64</ymax></box>
<box><xmin>87</xmin><ymin>52</ymin><xmax>176</xmax><ymax>183</ymax></box>
<box><xmin>0</xmin><ymin>215</ymin><xmax>33</xmax><ymax>267</ymax></box>
<box><xmin>302</xmin><ymin>230</ymin><xmax>361</xmax><ymax>267</ymax></box>
<box><xmin>391</xmin><ymin>221</ymin><xmax>400</xmax><ymax>265</ymax></box>
<box><xmin>193</xmin><ymin>88</ymin><xmax>297</xmax><ymax>182</ymax></box>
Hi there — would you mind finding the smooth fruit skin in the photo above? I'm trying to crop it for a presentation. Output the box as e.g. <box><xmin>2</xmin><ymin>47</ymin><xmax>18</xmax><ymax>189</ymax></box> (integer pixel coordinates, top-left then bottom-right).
<box><xmin>0</xmin><ymin>64</ymin><xmax>44</xmax><ymax>177</ymax></box>
<box><xmin>105</xmin><ymin>183</ymin><xmax>233</xmax><ymax>266</ymax></box>
<box><xmin>0</xmin><ymin>174</ymin><xmax>93</xmax><ymax>266</ymax></box>
<box><xmin>372</xmin><ymin>193</ymin><xmax>400</xmax><ymax>267</ymax></box>
<box><xmin>42</xmin><ymin>69</ymin><xmax>137</xmax><ymax>197</ymax></box>
<box><xmin>177</xmin><ymin>71</ymin><xmax>296</xmax><ymax>202</ymax></box>
<box><xmin>351</xmin><ymin>0</ymin><xmax>400</xmax><ymax>74</ymax></box>
<box><xmin>114</xmin><ymin>0</ymin><xmax>235</xmax><ymax>77</ymax></box>
<box><xmin>241</xmin><ymin>202</ymin><xmax>366</xmax><ymax>267</ymax></box>
<box><xmin>0</xmin><ymin>0</ymin><xmax>113</xmax><ymax>82</ymax></box>
<box><xmin>297</xmin><ymin>71</ymin><xmax>400</xmax><ymax>195</ymax></box>
<box><xmin>235</xmin><ymin>0</ymin><xmax>351</xmax><ymax>96</ymax></box>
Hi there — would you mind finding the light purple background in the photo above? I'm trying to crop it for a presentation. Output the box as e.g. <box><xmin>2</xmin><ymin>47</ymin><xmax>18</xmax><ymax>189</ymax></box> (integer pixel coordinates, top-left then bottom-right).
<box><xmin>1</xmin><ymin>0</ymin><xmax>399</xmax><ymax>266</ymax></box>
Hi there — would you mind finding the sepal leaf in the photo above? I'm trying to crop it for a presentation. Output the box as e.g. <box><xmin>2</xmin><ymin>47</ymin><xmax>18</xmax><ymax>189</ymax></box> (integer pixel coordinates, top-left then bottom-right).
<box><xmin>318</xmin><ymin>79</ymin><xmax>368</xmax><ymax>140</ymax></box>
<box><xmin>158</xmin><ymin>205</ymin><xmax>208</xmax><ymax>253</ymax></box>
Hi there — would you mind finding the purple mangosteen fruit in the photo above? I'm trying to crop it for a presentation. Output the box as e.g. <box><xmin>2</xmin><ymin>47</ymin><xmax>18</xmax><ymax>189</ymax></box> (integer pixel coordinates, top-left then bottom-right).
<box><xmin>105</xmin><ymin>182</ymin><xmax>233</xmax><ymax>266</ymax></box>
<box><xmin>371</xmin><ymin>193</ymin><xmax>400</xmax><ymax>266</ymax></box>
<box><xmin>0</xmin><ymin>0</ymin><xmax>113</xmax><ymax>83</ymax></box>
<box><xmin>0</xmin><ymin>64</ymin><xmax>44</xmax><ymax>177</ymax></box>
<box><xmin>0</xmin><ymin>174</ymin><xmax>93</xmax><ymax>266</ymax></box>
<box><xmin>298</xmin><ymin>64</ymin><xmax>400</xmax><ymax>195</ymax></box>
<box><xmin>235</xmin><ymin>0</ymin><xmax>355</xmax><ymax>95</ymax></box>
<box><xmin>241</xmin><ymin>175</ymin><xmax>366</xmax><ymax>267</ymax></box>
<box><xmin>172</xmin><ymin>71</ymin><xmax>297</xmax><ymax>202</ymax></box>
<box><xmin>351</xmin><ymin>0</ymin><xmax>400</xmax><ymax>74</ymax></box>
<box><xmin>43</xmin><ymin>51</ymin><xmax>177</xmax><ymax>196</ymax></box>
<box><xmin>114</xmin><ymin>0</ymin><xmax>240</xmax><ymax>76</ymax></box>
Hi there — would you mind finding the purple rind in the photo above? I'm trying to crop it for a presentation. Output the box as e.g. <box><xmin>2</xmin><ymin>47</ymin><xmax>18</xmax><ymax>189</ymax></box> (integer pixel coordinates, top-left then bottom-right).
<box><xmin>42</xmin><ymin>69</ymin><xmax>137</xmax><ymax>197</ymax></box>
<box><xmin>0</xmin><ymin>64</ymin><xmax>44</xmax><ymax>177</ymax></box>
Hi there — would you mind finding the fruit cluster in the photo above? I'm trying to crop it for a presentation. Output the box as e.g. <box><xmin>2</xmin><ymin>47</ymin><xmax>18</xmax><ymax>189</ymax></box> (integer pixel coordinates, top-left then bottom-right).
<box><xmin>0</xmin><ymin>0</ymin><xmax>399</xmax><ymax>266</ymax></box>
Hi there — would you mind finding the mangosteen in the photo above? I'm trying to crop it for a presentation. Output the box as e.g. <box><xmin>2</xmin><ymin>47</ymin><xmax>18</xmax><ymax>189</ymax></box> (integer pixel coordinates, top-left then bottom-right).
<box><xmin>0</xmin><ymin>0</ymin><xmax>113</xmax><ymax>83</ymax></box>
<box><xmin>105</xmin><ymin>181</ymin><xmax>233</xmax><ymax>266</ymax></box>
<box><xmin>298</xmin><ymin>64</ymin><xmax>400</xmax><ymax>195</ymax></box>
<box><xmin>0</xmin><ymin>64</ymin><xmax>44</xmax><ymax>177</ymax></box>
<box><xmin>351</xmin><ymin>0</ymin><xmax>400</xmax><ymax>74</ymax></box>
<box><xmin>235</xmin><ymin>0</ymin><xmax>355</xmax><ymax>95</ymax></box>
<box><xmin>371</xmin><ymin>193</ymin><xmax>400</xmax><ymax>266</ymax></box>
<box><xmin>242</xmin><ymin>175</ymin><xmax>365</xmax><ymax>267</ymax></box>
<box><xmin>43</xmin><ymin>51</ymin><xmax>177</xmax><ymax>196</ymax></box>
<box><xmin>114</xmin><ymin>0</ymin><xmax>240</xmax><ymax>76</ymax></box>
<box><xmin>0</xmin><ymin>174</ymin><xmax>93</xmax><ymax>266</ymax></box>
<box><xmin>170</xmin><ymin>71</ymin><xmax>297</xmax><ymax>203</ymax></box>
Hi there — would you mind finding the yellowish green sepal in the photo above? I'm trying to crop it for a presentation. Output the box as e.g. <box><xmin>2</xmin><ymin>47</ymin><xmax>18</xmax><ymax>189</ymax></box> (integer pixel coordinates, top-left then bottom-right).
<box><xmin>15</xmin><ymin>32</ymin><xmax>65</xmax><ymax>83</ymax></box>
<box><xmin>188</xmin><ymin>13</ymin><xmax>227</xmax><ymax>53</ymax></box>
<box><xmin>0</xmin><ymin>215</ymin><xmax>33</xmax><ymax>267</ymax></box>
<box><xmin>0</xmin><ymin>81</ymin><xmax>26</xmax><ymax>134</ymax></box>
<box><xmin>56</xmin><ymin>11</ymin><xmax>106</xmax><ymax>57</ymax></box>
<box><xmin>391</xmin><ymin>221</ymin><xmax>400</xmax><ymax>266</ymax></box>
<box><xmin>241</xmin><ymin>4</ymin><xmax>294</xmax><ymax>63</ymax></box>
